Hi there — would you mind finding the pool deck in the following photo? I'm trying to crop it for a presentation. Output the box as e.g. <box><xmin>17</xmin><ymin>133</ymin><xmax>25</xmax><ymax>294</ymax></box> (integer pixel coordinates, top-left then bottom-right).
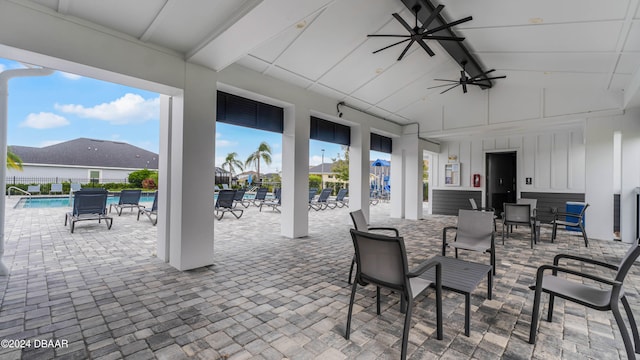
<box><xmin>0</xmin><ymin>195</ymin><xmax>638</xmax><ymax>359</ymax></box>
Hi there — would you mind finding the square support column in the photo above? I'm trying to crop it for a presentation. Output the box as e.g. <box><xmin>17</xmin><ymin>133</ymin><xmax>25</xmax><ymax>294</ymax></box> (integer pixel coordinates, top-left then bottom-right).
<box><xmin>281</xmin><ymin>105</ymin><xmax>310</xmax><ymax>238</ymax></box>
<box><xmin>349</xmin><ymin>124</ymin><xmax>371</xmax><ymax>222</ymax></box>
<box><xmin>159</xmin><ymin>63</ymin><xmax>217</xmax><ymax>270</ymax></box>
<box><xmin>391</xmin><ymin>124</ymin><xmax>422</xmax><ymax>220</ymax></box>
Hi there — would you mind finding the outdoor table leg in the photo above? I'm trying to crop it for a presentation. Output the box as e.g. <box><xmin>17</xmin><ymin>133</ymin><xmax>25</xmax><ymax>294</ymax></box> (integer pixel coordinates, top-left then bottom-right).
<box><xmin>465</xmin><ymin>294</ymin><xmax>471</xmax><ymax>336</ymax></box>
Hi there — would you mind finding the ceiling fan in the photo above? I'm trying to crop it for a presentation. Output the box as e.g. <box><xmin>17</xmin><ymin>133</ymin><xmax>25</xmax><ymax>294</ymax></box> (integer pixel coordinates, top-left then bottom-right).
<box><xmin>428</xmin><ymin>61</ymin><xmax>506</xmax><ymax>94</ymax></box>
<box><xmin>368</xmin><ymin>4</ymin><xmax>472</xmax><ymax>61</ymax></box>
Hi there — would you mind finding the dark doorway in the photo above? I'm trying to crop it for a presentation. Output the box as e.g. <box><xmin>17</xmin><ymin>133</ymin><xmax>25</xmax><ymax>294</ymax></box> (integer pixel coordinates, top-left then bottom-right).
<box><xmin>486</xmin><ymin>152</ymin><xmax>517</xmax><ymax>216</ymax></box>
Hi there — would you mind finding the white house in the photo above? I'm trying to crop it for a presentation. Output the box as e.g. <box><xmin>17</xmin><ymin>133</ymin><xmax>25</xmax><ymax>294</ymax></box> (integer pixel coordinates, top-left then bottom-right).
<box><xmin>8</xmin><ymin>138</ymin><xmax>159</xmax><ymax>184</ymax></box>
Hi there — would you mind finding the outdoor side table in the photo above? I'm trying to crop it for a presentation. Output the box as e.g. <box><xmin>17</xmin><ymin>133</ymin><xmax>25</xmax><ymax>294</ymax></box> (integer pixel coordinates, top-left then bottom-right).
<box><xmin>419</xmin><ymin>255</ymin><xmax>493</xmax><ymax>336</ymax></box>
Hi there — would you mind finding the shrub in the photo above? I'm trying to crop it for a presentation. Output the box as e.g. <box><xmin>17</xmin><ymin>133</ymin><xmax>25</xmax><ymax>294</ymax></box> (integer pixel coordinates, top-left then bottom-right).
<box><xmin>128</xmin><ymin>169</ymin><xmax>157</xmax><ymax>187</ymax></box>
<box><xmin>142</xmin><ymin>178</ymin><xmax>157</xmax><ymax>190</ymax></box>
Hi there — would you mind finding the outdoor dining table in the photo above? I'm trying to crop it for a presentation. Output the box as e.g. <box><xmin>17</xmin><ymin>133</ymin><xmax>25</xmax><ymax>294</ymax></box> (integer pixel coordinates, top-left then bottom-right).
<box><xmin>420</xmin><ymin>255</ymin><xmax>493</xmax><ymax>336</ymax></box>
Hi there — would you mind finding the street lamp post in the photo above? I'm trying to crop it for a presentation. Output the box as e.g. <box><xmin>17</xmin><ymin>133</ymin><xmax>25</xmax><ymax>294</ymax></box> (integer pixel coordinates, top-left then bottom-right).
<box><xmin>321</xmin><ymin>149</ymin><xmax>325</xmax><ymax>189</ymax></box>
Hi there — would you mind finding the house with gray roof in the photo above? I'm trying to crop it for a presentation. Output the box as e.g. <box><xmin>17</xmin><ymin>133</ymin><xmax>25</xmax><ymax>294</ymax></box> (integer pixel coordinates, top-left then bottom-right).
<box><xmin>7</xmin><ymin>138</ymin><xmax>158</xmax><ymax>184</ymax></box>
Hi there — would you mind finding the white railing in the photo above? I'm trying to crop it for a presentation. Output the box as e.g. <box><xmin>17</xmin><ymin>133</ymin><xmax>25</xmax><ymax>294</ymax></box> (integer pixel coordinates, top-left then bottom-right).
<box><xmin>7</xmin><ymin>186</ymin><xmax>30</xmax><ymax>197</ymax></box>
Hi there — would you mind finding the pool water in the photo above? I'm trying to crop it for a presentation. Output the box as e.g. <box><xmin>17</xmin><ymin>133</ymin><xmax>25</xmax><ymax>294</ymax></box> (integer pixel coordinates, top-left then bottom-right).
<box><xmin>15</xmin><ymin>193</ymin><xmax>262</xmax><ymax>208</ymax></box>
<box><xmin>16</xmin><ymin>195</ymin><xmax>157</xmax><ymax>209</ymax></box>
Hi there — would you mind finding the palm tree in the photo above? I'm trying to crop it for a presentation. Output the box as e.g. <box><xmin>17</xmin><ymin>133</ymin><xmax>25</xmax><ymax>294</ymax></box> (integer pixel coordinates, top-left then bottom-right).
<box><xmin>221</xmin><ymin>152</ymin><xmax>243</xmax><ymax>186</ymax></box>
<box><xmin>245</xmin><ymin>141</ymin><xmax>272</xmax><ymax>184</ymax></box>
<box><xmin>7</xmin><ymin>147</ymin><xmax>23</xmax><ymax>171</ymax></box>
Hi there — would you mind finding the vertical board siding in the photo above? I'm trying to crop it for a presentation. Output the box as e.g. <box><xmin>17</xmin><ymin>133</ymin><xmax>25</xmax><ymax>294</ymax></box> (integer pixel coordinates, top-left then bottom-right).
<box><xmin>520</xmin><ymin>192</ymin><xmax>585</xmax><ymax>223</ymax></box>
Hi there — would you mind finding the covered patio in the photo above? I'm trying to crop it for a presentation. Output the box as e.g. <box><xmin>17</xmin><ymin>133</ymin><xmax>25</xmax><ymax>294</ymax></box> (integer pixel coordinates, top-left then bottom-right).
<box><xmin>0</xmin><ymin>199</ymin><xmax>637</xmax><ymax>359</ymax></box>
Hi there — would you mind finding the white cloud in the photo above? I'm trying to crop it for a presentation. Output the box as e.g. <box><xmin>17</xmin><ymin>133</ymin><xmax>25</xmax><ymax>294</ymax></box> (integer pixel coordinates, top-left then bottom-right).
<box><xmin>217</xmin><ymin>139</ymin><xmax>238</xmax><ymax>147</ymax></box>
<box><xmin>0</xmin><ymin>64</ymin><xmax>5</xmax><ymax>72</ymax></box>
<box><xmin>310</xmin><ymin>155</ymin><xmax>323</xmax><ymax>166</ymax></box>
<box><xmin>20</xmin><ymin>112</ymin><xmax>70</xmax><ymax>129</ymax></box>
<box><xmin>39</xmin><ymin>140</ymin><xmax>65</xmax><ymax>147</ymax></box>
<box><xmin>60</xmin><ymin>71</ymin><xmax>82</xmax><ymax>80</ymax></box>
<box><xmin>55</xmin><ymin>93</ymin><xmax>159</xmax><ymax>125</ymax></box>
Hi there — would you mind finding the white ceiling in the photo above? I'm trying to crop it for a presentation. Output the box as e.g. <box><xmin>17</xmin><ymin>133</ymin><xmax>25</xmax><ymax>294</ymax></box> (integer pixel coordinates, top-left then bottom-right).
<box><xmin>26</xmin><ymin>0</ymin><xmax>640</xmax><ymax>128</ymax></box>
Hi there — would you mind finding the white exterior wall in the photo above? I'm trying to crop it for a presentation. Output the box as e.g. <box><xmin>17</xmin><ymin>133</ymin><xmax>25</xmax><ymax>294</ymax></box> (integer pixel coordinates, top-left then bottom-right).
<box><xmin>6</xmin><ymin>164</ymin><xmax>146</xmax><ymax>183</ymax></box>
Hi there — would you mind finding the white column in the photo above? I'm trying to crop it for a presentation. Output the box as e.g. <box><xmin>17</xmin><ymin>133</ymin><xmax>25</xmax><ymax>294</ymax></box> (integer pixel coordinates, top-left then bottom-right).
<box><xmin>281</xmin><ymin>105</ymin><xmax>309</xmax><ymax>238</ymax></box>
<box><xmin>391</xmin><ymin>124</ymin><xmax>422</xmax><ymax>220</ymax></box>
<box><xmin>349</xmin><ymin>124</ymin><xmax>371</xmax><ymax>222</ymax></box>
<box><xmin>620</xmin><ymin>108</ymin><xmax>640</xmax><ymax>243</ymax></box>
<box><xmin>162</xmin><ymin>63</ymin><xmax>217</xmax><ymax>270</ymax></box>
<box><xmin>585</xmin><ymin>117</ymin><xmax>614</xmax><ymax>241</ymax></box>
<box><xmin>390</xmin><ymin>146</ymin><xmax>405</xmax><ymax>219</ymax></box>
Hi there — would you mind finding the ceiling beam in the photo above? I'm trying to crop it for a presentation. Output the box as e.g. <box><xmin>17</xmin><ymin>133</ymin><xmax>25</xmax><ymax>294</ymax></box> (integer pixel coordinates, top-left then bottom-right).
<box><xmin>401</xmin><ymin>0</ymin><xmax>492</xmax><ymax>88</ymax></box>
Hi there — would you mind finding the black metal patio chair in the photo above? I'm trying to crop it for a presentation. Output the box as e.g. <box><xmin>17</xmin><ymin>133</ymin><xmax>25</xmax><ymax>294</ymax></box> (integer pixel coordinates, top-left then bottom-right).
<box><xmin>215</xmin><ymin>190</ymin><xmax>243</xmax><ymax>220</ymax></box>
<box><xmin>346</xmin><ymin>229</ymin><xmax>443</xmax><ymax>360</ymax></box>
<box><xmin>109</xmin><ymin>189</ymin><xmax>143</xmax><ymax>216</ymax></box>
<box><xmin>529</xmin><ymin>239</ymin><xmax>640</xmax><ymax>359</ymax></box>
<box><xmin>65</xmin><ymin>188</ymin><xmax>113</xmax><ymax>233</ymax></box>
<box><xmin>137</xmin><ymin>190</ymin><xmax>158</xmax><ymax>225</ymax></box>
<box><xmin>443</xmin><ymin>209</ymin><xmax>496</xmax><ymax>275</ymax></box>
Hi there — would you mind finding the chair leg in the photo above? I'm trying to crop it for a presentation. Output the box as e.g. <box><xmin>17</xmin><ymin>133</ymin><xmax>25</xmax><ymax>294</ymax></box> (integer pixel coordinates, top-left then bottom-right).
<box><xmin>345</xmin><ymin>280</ymin><xmax>358</xmax><ymax>340</ymax></box>
<box><xmin>547</xmin><ymin>294</ymin><xmax>555</xmax><ymax>322</ymax></box>
<box><xmin>376</xmin><ymin>286</ymin><xmax>381</xmax><ymax>315</ymax></box>
<box><xmin>551</xmin><ymin>222</ymin><xmax>557</xmax><ymax>243</ymax></box>
<box><xmin>529</xmin><ymin>286</ymin><xmax>543</xmax><ymax>344</ymax></box>
<box><xmin>580</xmin><ymin>224</ymin><xmax>589</xmax><ymax>247</ymax></box>
<box><xmin>348</xmin><ymin>256</ymin><xmax>356</xmax><ymax>285</ymax></box>
<box><xmin>400</xmin><ymin>297</ymin><xmax>413</xmax><ymax>360</ymax></box>
<box><xmin>621</xmin><ymin>295</ymin><xmax>640</xmax><ymax>354</ymax></box>
<box><xmin>490</xmin><ymin>250</ymin><xmax>496</xmax><ymax>276</ymax></box>
<box><xmin>502</xmin><ymin>223</ymin><xmax>506</xmax><ymax>245</ymax></box>
<box><xmin>612</xmin><ymin>298</ymin><xmax>637</xmax><ymax>360</ymax></box>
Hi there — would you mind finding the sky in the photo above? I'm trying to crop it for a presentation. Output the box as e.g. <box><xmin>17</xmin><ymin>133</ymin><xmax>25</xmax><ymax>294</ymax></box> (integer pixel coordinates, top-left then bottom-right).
<box><xmin>2</xmin><ymin>57</ymin><xmax>389</xmax><ymax>174</ymax></box>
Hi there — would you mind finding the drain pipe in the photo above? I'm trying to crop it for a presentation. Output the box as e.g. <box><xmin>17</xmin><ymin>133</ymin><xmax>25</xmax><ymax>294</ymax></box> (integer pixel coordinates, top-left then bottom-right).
<box><xmin>0</xmin><ymin>66</ymin><xmax>54</xmax><ymax>276</ymax></box>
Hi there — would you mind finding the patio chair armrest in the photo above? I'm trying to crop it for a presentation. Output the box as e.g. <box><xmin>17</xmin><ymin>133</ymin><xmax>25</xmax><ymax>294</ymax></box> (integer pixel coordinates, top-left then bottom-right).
<box><xmin>553</xmin><ymin>254</ymin><xmax>618</xmax><ymax>270</ymax></box>
<box><xmin>368</xmin><ymin>227</ymin><xmax>399</xmax><ymax>237</ymax></box>
<box><xmin>553</xmin><ymin>211</ymin><xmax>582</xmax><ymax>219</ymax></box>
<box><xmin>407</xmin><ymin>259</ymin><xmax>441</xmax><ymax>278</ymax></box>
<box><xmin>534</xmin><ymin>264</ymin><xmax>622</xmax><ymax>287</ymax></box>
<box><xmin>477</xmin><ymin>207</ymin><xmax>495</xmax><ymax>212</ymax></box>
<box><xmin>442</xmin><ymin>226</ymin><xmax>457</xmax><ymax>242</ymax></box>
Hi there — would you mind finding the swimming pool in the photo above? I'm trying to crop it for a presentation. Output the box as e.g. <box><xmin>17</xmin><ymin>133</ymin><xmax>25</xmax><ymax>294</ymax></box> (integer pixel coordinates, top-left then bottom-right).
<box><xmin>15</xmin><ymin>195</ymin><xmax>158</xmax><ymax>209</ymax></box>
<box><xmin>15</xmin><ymin>192</ymin><xmax>262</xmax><ymax>208</ymax></box>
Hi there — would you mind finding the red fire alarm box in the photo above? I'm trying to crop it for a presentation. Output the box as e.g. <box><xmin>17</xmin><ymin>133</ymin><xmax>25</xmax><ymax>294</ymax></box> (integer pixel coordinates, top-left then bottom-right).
<box><xmin>473</xmin><ymin>174</ymin><xmax>481</xmax><ymax>187</ymax></box>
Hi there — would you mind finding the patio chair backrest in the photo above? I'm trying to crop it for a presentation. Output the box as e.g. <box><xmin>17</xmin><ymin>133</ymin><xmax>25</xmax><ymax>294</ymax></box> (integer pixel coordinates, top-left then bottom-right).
<box><xmin>51</xmin><ymin>184</ymin><xmax>63</xmax><ymax>193</ymax></box>
<box><xmin>255</xmin><ymin>188</ymin><xmax>268</xmax><ymax>200</ymax></box>
<box><xmin>234</xmin><ymin>189</ymin><xmax>246</xmax><ymax>201</ymax></box>
<box><xmin>27</xmin><ymin>185</ymin><xmax>40</xmax><ymax>193</ymax></box>
<box><xmin>308</xmin><ymin>189</ymin><xmax>317</xmax><ymax>202</ymax></box>
<box><xmin>336</xmin><ymin>188</ymin><xmax>348</xmax><ymax>201</ymax></box>
<box><xmin>517</xmin><ymin>198</ymin><xmax>537</xmax><ymax>217</ymax></box>
<box><xmin>119</xmin><ymin>189</ymin><xmax>142</xmax><ymax>205</ymax></box>
<box><xmin>469</xmin><ymin>198</ymin><xmax>478</xmax><ymax>210</ymax></box>
<box><xmin>72</xmin><ymin>188</ymin><xmax>108</xmax><ymax>216</ymax></box>
<box><xmin>615</xmin><ymin>238</ymin><xmax>640</xmax><ymax>283</ymax></box>
<box><xmin>317</xmin><ymin>188</ymin><xmax>332</xmax><ymax>202</ymax></box>
<box><xmin>216</xmin><ymin>190</ymin><xmax>235</xmax><ymax>209</ymax></box>
<box><xmin>504</xmin><ymin>203</ymin><xmax>531</xmax><ymax>225</ymax></box>
<box><xmin>457</xmin><ymin>209</ymin><xmax>494</xmax><ymax>242</ymax></box>
<box><xmin>70</xmin><ymin>183</ymin><xmax>82</xmax><ymax>192</ymax></box>
<box><xmin>350</xmin><ymin>229</ymin><xmax>408</xmax><ymax>291</ymax></box>
<box><xmin>350</xmin><ymin>210</ymin><xmax>368</xmax><ymax>231</ymax></box>
<box><xmin>150</xmin><ymin>191</ymin><xmax>158</xmax><ymax>212</ymax></box>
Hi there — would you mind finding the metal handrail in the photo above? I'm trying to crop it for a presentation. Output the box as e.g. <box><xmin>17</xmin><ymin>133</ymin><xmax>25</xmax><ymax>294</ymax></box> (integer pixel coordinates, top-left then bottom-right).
<box><xmin>7</xmin><ymin>186</ymin><xmax>30</xmax><ymax>197</ymax></box>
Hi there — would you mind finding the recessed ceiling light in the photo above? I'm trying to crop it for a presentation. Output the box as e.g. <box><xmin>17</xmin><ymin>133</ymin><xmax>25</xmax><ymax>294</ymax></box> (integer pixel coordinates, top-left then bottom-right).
<box><xmin>529</xmin><ymin>17</ymin><xmax>544</xmax><ymax>24</ymax></box>
<box><xmin>296</xmin><ymin>21</ymin><xmax>306</xmax><ymax>29</ymax></box>
<box><xmin>375</xmin><ymin>68</ymin><xmax>384</xmax><ymax>74</ymax></box>
<box><xmin>544</xmin><ymin>71</ymin><xmax>552</xmax><ymax>75</ymax></box>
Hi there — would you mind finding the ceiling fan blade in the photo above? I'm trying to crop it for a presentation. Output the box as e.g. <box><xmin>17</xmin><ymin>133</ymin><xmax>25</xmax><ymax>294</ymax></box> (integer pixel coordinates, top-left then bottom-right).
<box><xmin>419</xmin><ymin>4</ymin><xmax>443</xmax><ymax>31</ymax></box>
<box><xmin>372</xmin><ymin>38</ymin><xmax>411</xmax><ymax>54</ymax></box>
<box><xmin>397</xmin><ymin>39</ymin><xmax>415</xmax><ymax>61</ymax></box>
<box><xmin>470</xmin><ymin>69</ymin><xmax>496</xmax><ymax>80</ymax></box>
<box><xmin>440</xmin><ymin>84</ymin><xmax>460</xmax><ymax>94</ymax></box>
<box><xmin>426</xmin><ymin>16</ymin><xmax>473</xmax><ymax>34</ymax></box>
<box><xmin>423</xmin><ymin>35</ymin><xmax>465</xmax><ymax>41</ymax></box>
<box><xmin>416</xmin><ymin>39</ymin><xmax>435</xmax><ymax>56</ymax></box>
<box><xmin>433</xmin><ymin>79</ymin><xmax>459</xmax><ymax>82</ymax></box>
<box><xmin>392</xmin><ymin>13</ymin><xmax>415</xmax><ymax>34</ymax></box>
<box><xmin>428</xmin><ymin>83</ymin><xmax>459</xmax><ymax>89</ymax></box>
<box><xmin>367</xmin><ymin>34</ymin><xmax>411</xmax><ymax>38</ymax></box>
<box><xmin>482</xmin><ymin>76</ymin><xmax>507</xmax><ymax>80</ymax></box>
